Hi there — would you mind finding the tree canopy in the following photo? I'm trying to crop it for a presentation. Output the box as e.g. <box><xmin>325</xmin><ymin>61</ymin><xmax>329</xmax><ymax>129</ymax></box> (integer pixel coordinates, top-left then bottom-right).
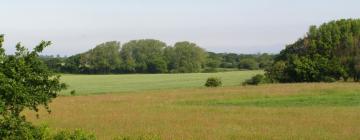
<box><xmin>266</xmin><ymin>19</ymin><xmax>360</xmax><ymax>82</ymax></box>
<box><xmin>41</xmin><ymin>40</ymin><xmax>274</xmax><ymax>74</ymax></box>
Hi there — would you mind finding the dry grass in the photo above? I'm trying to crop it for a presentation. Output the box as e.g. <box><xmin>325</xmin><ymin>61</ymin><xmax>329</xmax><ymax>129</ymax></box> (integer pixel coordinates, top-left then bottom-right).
<box><xmin>26</xmin><ymin>83</ymin><xmax>360</xmax><ymax>140</ymax></box>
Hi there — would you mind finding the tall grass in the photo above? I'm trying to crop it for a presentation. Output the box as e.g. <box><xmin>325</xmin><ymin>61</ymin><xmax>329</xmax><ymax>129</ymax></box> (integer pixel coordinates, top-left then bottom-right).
<box><xmin>27</xmin><ymin>83</ymin><xmax>360</xmax><ymax>140</ymax></box>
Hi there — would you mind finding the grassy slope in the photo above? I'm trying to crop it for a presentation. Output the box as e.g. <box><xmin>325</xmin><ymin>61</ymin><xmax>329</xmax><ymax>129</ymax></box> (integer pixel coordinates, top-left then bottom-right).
<box><xmin>28</xmin><ymin>83</ymin><xmax>360</xmax><ymax>140</ymax></box>
<box><xmin>60</xmin><ymin>71</ymin><xmax>262</xmax><ymax>95</ymax></box>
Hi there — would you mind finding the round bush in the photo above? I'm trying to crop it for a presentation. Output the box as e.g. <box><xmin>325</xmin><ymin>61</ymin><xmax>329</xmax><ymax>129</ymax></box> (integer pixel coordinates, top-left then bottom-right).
<box><xmin>70</xmin><ymin>90</ymin><xmax>76</xmax><ymax>96</ymax></box>
<box><xmin>205</xmin><ymin>77</ymin><xmax>222</xmax><ymax>87</ymax></box>
<box><xmin>243</xmin><ymin>74</ymin><xmax>265</xmax><ymax>86</ymax></box>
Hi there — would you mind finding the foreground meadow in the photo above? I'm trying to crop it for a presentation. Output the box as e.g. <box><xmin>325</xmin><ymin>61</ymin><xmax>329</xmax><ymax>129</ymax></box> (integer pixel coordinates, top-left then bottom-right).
<box><xmin>27</xmin><ymin>83</ymin><xmax>360</xmax><ymax>140</ymax></box>
<box><xmin>60</xmin><ymin>71</ymin><xmax>261</xmax><ymax>95</ymax></box>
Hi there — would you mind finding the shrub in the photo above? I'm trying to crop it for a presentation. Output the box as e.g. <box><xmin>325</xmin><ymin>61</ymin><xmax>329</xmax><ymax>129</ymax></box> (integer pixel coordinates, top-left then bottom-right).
<box><xmin>52</xmin><ymin>129</ymin><xmax>96</xmax><ymax>140</ymax></box>
<box><xmin>205</xmin><ymin>77</ymin><xmax>222</xmax><ymax>87</ymax></box>
<box><xmin>202</xmin><ymin>67</ymin><xmax>218</xmax><ymax>73</ymax></box>
<box><xmin>243</xmin><ymin>74</ymin><xmax>266</xmax><ymax>86</ymax></box>
<box><xmin>322</xmin><ymin>76</ymin><xmax>337</xmax><ymax>83</ymax></box>
<box><xmin>0</xmin><ymin>117</ymin><xmax>40</xmax><ymax>140</ymax></box>
<box><xmin>70</xmin><ymin>90</ymin><xmax>77</xmax><ymax>96</ymax></box>
<box><xmin>238</xmin><ymin>58</ymin><xmax>259</xmax><ymax>70</ymax></box>
<box><xmin>114</xmin><ymin>134</ymin><xmax>161</xmax><ymax>140</ymax></box>
<box><xmin>0</xmin><ymin>122</ymin><xmax>96</xmax><ymax>140</ymax></box>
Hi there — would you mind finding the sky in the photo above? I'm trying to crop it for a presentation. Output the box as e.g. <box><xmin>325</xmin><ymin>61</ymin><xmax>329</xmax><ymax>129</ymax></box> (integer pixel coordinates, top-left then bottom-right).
<box><xmin>1</xmin><ymin>0</ymin><xmax>360</xmax><ymax>56</ymax></box>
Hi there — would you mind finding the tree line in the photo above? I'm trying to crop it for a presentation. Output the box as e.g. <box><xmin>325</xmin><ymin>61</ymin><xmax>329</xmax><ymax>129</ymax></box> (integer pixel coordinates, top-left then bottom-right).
<box><xmin>266</xmin><ymin>19</ymin><xmax>360</xmax><ymax>82</ymax></box>
<box><xmin>42</xmin><ymin>39</ymin><xmax>275</xmax><ymax>74</ymax></box>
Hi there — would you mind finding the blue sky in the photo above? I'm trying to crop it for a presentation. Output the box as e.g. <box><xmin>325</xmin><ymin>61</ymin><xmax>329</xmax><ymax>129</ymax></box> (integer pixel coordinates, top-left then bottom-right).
<box><xmin>1</xmin><ymin>0</ymin><xmax>360</xmax><ymax>55</ymax></box>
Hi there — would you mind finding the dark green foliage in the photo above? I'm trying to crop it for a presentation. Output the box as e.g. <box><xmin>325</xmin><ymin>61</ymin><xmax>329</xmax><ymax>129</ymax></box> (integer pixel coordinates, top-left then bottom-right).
<box><xmin>79</xmin><ymin>41</ymin><xmax>122</xmax><ymax>74</ymax></box>
<box><xmin>121</xmin><ymin>39</ymin><xmax>167</xmax><ymax>73</ymax></box>
<box><xmin>61</xmin><ymin>54</ymin><xmax>82</xmax><ymax>73</ymax></box>
<box><xmin>205</xmin><ymin>77</ymin><xmax>222</xmax><ymax>87</ymax></box>
<box><xmin>216</xmin><ymin>53</ymin><xmax>275</xmax><ymax>69</ymax></box>
<box><xmin>45</xmin><ymin>39</ymin><xmax>212</xmax><ymax>74</ymax></box>
<box><xmin>114</xmin><ymin>134</ymin><xmax>161</xmax><ymax>140</ymax></box>
<box><xmin>267</xmin><ymin>19</ymin><xmax>360</xmax><ymax>82</ymax></box>
<box><xmin>70</xmin><ymin>90</ymin><xmax>76</xmax><ymax>96</ymax></box>
<box><xmin>52</xmin><ymin>129</ymin><xmax>96</xmax><ymax>140</ymax></box>
<box><xmin>0</xmin><ymin>117</ymin><xmax>45</xmax><ymax>140</ymax></box>
<box><xmin>0</xmin><ymin>40</ymin><xmax>67</xmax><ymax>118</ymax></box>
<box><xmin>41</xmin><ymin>55</ymin><xmax>64</xmax><ymax>73</ymax></box>
<box><xmin>0</xmin><ymin>35</ymin><xmax>67</xmax><ymax>139</ymax></box>
<box><xmin>41</xmin><ymin>39</ymin><xmax>275</xmax><ymax>74</ymax></box>
<box><xmin>205</xmin><ymin>52</ymin><xmax>222</xmax><ymax>72</ymax></box>
<box><xmin>166</xmin><ymin>41</ymin><xmax>207</xmax><ymax>73</ymax></box>
<box><xmin>238</xmin><ymin>58</ymin><xmax>259</xmax><ymax>70</ymax></box>
<box><xmin>243</xmin><ymin>74</ymin><xmax>266</xmax><ymax>85</ymax></box>
<box><xmin>0</xmin><ymin>122</ymin><xmax>96</xmax><ymax>140</ymax></box>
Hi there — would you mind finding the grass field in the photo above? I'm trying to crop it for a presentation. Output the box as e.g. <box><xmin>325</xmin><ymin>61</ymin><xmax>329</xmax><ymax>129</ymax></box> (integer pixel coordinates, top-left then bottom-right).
<box><xmin>27</xmin><ymin>83</ymin><xmax>360</xmax><ymax>140</ymax></box>
<box><xmin>60</xmin><ymin>71</ymin><xmax>262</xmax><ymax>95</ymax></box>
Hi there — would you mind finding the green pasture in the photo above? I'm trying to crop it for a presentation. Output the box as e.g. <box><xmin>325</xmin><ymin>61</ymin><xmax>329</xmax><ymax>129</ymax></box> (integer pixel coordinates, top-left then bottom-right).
<box><xmin>60</xmin><ymin>71</ymin><xmax>262</xmax><ymax>95</ymax></box>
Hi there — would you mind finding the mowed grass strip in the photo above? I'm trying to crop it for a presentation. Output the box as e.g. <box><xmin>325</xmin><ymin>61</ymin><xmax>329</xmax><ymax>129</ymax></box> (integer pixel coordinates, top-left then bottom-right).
<box><xmin>181</xmin><ymin>88</ymin><xmax>360</xmax><ymax>107</ymax></box>
<box><xmin>60</xmin><ymin>71</ymin><xmax>261</xmax><ymax>95</ymax></box>
<box><xmin>27</xmin><ymin>83</ymin><xmax>360</xmax><ymax>140</ymax></box>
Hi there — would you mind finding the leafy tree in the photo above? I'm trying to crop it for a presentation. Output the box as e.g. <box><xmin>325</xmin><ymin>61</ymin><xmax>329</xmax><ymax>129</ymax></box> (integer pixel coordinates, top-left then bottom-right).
<box><xmin>206</xmin><ymin>52</ymin><xmax>222</xmax><ymax>71</ymax></box>
<box><xmin>42</xmin><ymin>40</ymin><xmax>274</xmax><ymax>74</ymax></box>
<box><xmin>79</xmin><ymin>41</ymin><xmax>121</xmax><ymax>74</ymax></box>
<box><xmin>243</xmin><ymin>74</ymin><xmax>266</xmax><ymax>85</ymax></box>
<box><xmin>238</xmin><ymin>58</ymin><xmax>259</xmax><ymax>70</ymax></box>
<box><xmin>121</xmin><ymin>39</ymin><xmax>167</xmax><ymax>73</ymax></box>
<box><xmin>62</xmin><ymin>54</ymin><xmax>82</xmax><ymax>73</ymax></box>
<box><xmin>257</xmin><ymin>53</ymin><xmax>274</xmax><ymax>69</ymax></box>
<box><xmin>166</xmin><ymin>41</ymin><xmax>207</xmax><ymax>73</ymax></box>
<box><xmin>265</xmin><ymin>61</ymin><xmax>288</xmax><ymax>83</ymax></box>
<box><xmin>41</xmin><ymin>56</ymin><xmax>64</xmax><ymax>73</ymax></box>
<box><xmin>267</xmin><ymin>19</ymin><xmax>360</xmax><ymax>82</ymax></box>
<box><xmin>0</xmin><ymin>35</ymin><xmax>67</xmax><ymax>139</ymax></box>
<box><xmin>221</xmin><ymin>53</ymin><xmax>238</xmax><ymax>68</ymax></box>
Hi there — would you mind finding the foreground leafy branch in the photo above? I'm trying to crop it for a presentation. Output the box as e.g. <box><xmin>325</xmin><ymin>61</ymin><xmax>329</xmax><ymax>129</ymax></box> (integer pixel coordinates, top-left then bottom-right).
<box><xmin>0</xmin><ymin>35</ymin><xmax>67</xmax><ymax>139</ymax></box>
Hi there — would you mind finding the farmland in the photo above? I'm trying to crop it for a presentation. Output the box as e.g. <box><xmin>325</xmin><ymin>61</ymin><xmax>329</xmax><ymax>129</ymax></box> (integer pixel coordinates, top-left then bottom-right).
<box><xmin>27</xmin><ymin>80</ymin><xmax>360</xmax><ymax>140</ymax></box>
<box><xmin>60</xmin><ymin>71</ymin><xmax>262</xmax><ymax>95</ymax></box>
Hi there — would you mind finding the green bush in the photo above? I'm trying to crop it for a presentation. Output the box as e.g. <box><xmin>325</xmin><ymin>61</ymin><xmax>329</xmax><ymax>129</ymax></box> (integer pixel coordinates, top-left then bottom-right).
<box><xmin>202</xmin><ymin>67</ymin><xmax>218</xmax><ymax>73</ymax></box>
<box><xmin>243</xmin><ymin>74</ymin><xmax>266</xmax><ymax>86</ymax></box>
<box><xmin>205</xmin><ymin>77</ymin><xmax>222</xmax><ymax>87</ymax></box>
<box><xmin>238</xmin><ymin>58</ymin><xmax>259</xmax><ymax>70</ymax></box>
<box><xmin>322</xmin><ymin>76</ymin><xmax>337</xmax><ymax>83</ymax></box>
<box><xmin>70</xmin><ymin>90</ymin><xmax>77</xmax><ymax>96</ymax></box>
<box><xmin>0</xmin><ymin>117</ymin><xmax>41</xmax><ymax>140</ymax></box>
<box><xmin>0</xmin><ymin>120</ymin><xmax>96</xmax><ymax>140</ymax></box>
<box><xmin>52</xmin><ymin>129</ymin><xmax>96</xmax><ymax>140</ymax></box>
<box><xmin>114</xmin><ymin>134</ymin><xmax>161</xmax><ymax>140</ymax></box>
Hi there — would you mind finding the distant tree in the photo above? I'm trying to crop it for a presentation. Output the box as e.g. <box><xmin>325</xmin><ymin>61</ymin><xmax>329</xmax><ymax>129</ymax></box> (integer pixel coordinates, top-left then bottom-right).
<box><xmin>121</xmin><ymin>39</ymin><xmax>167</xmax><ymax>73</ymax></box>
<box><xmin>220</xmin><ymin>53</ymin><xmax>238</xmax><ymax>68</ymax></box>
<box><xmin>205</xmin><ymin>52</ymin><xmax>222</xmax><ymax>72</ymax></box>
<box><xmin>62</xmin><ymin>54</ymin><xmax>82</xmax><ymax>73</ymax></box>
<box><xmin>0</xmin><ymin>35</ymin><xmax>67</xmax><ymax>138</ymax></box>
<box><xmin>238</xmin><ymin>58</ymin><xmax>259</xmax><ymax>70</ymax></box>
<box><xmin>41</xmin><ymin>56</ymin><xmax>64</xmax><ymax>73</ymax></box>
<box><xmin>41</xmin><ymin>39</ymin><xmax>275</xmax><ymax>74</ymax></box>
<box><xmin>267</xmin><ymin>19</ymin><xmax>360</xmax><ymax>82</ymax></box>
<box><xmin>79</xmin><ymin>41</ymin><xmax>122</xmax><ymax>74</ymax></box>
<box><xmin>166</xmin><ymin>41</ymin><xmax>207</xmax><ymax>73</ymax></box>
<box><xmin>265</xmin><ymin>61</ymin><xmax>288</xmax><ymax>83</ymax></box>
<box><xmin>257</xmin><ymin>53</ymin><xmax>274</xmax><ymax>69</ymax></box>
<box><xmin>243</xmin><ymin>74</ymin><xmax>266</xmax><ymax>85</ymax></box>
<box><xmin>147</xmin><ymin>57</ymin><xmax>168</xmax><ymax>73</ymax></box>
